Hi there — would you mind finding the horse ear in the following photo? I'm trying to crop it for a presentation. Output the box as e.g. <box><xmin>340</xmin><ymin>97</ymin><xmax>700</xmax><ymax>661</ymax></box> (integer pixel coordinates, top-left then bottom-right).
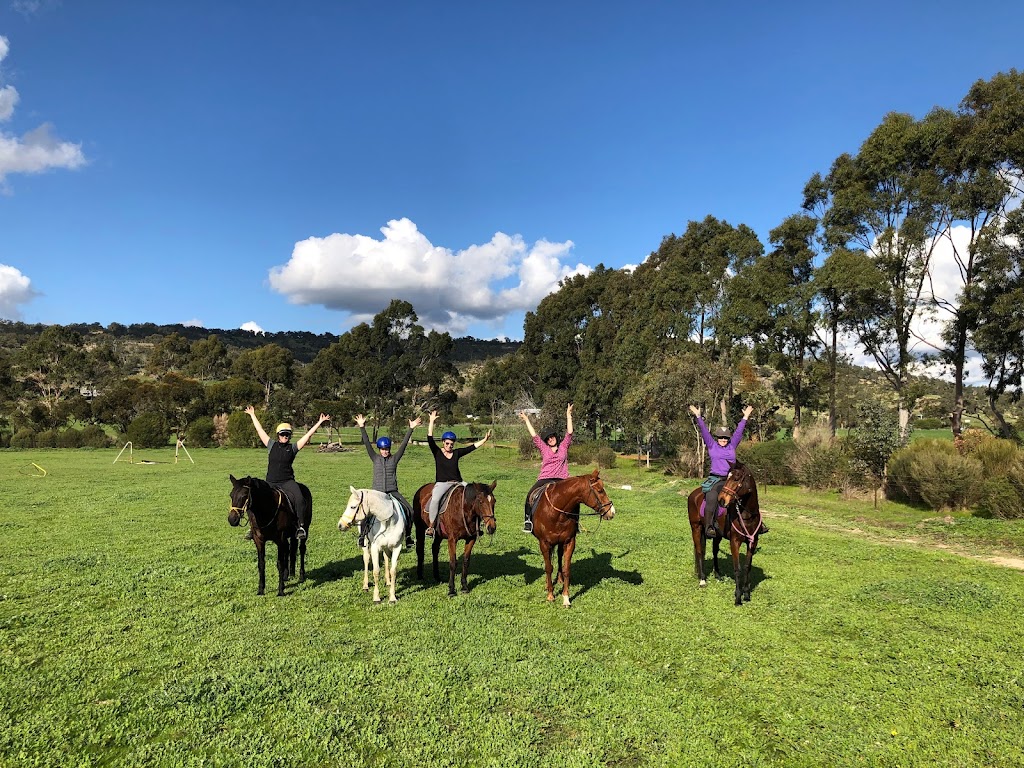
<box><xmin>489</xmin><ymin>480</ymin><xmax>497</xmax><ymax>492</ymax></box>
<box><xmin>350</xmin><ymin>485</ymin><xmax>357</xmax><ymax>495</ymax></box>
<box><xmin>230</xmin><ymin>474</ymin><xmax>237</xmax><ymax>484</ymax></box>
<box><xmin>591</xmin><ymin>468</ymin><xmax>600</xmax><ymax>479</ymax></box>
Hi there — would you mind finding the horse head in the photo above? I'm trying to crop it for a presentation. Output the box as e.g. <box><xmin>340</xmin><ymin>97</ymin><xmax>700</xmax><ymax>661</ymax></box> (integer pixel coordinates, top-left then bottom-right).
<box><xmin>586</xmin><ymin>469</ymin><xmax>616</xmax><ymax>520</ymax></box>
<box><xmin>718</xmin><ymin>463</ymin><xmax>755</xmax><ymax>509</ymax></box>
<box><xmin>465</xmin><ymin>481</ymin><xmax>498</xmax><ymax>535</ymax></box>
<box><xmin>338</xmin><ymin>486</ymin><xmax>364</xmax><ymax>531</ymax></box>
<box><xmin>228</xmin><ymin>474</ymin><xmax>252</xmax><ymax>527</ymax></box>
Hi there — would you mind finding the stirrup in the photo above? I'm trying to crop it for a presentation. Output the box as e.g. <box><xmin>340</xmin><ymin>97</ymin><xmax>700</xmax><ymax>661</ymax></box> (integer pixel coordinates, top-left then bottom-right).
<box><xmin>357</xmin><ymin>536</ymin><xmax>366</xmax><ymax>548</ymax></box>
<box><xmin>522</xmin><ymin>520</ymin><xmax>533</xmax><ymax>533</ymax></box>
<box><xmin>705</xmin><ymin>526</ymin><xmax>718</xmax><ymax>539</ymax></box>
<box><xmin>425</xmin><ymin>526</ymin><xmax>434</xmax><ymax>537</ymax></box>
<box><xmin>296</xmin><ymin>527</ymin><xmax>307</xmax><ymax>541</ymax></box>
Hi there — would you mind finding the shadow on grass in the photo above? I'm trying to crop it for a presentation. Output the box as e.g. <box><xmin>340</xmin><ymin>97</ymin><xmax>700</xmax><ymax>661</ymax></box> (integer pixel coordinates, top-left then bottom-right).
<box><xmin>402</xmin><ymin>545</ymin><xmax>547</xmax><ymax>594</ymax></box>
<box><xmin>568</xmin><ymin>548</ymin><xmax>644</xmax><ymax>602</ymax></box>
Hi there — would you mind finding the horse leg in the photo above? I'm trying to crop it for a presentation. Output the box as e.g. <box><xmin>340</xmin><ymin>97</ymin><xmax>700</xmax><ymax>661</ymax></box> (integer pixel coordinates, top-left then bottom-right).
<box><xmin>388</xmin><ymin>546</ymin><xmax>400</xmax><ymax>604</ymax></box>
<box><xmin>276</xmin><ymin>541</ymin><xmax>287</xmax><ymax>597</ymax></box>
<box><xmin>432</xmin><ymin>534</ymin><xmax>443</xmax><ymax>583</ymax></box>
<box><xmin>712</xmin><ymin>530</ymin><xmax>723</xmax><ymax>580</ymax></box>
<box><xmin>743</xmin><ymin>542</ymin><xmax>756</xmax><ymax>602</ymax></box>
<box><xmin>372</xmin><ymin>545</ymin><xmax>382</xmax><ymax>604</ymax></box>
<box><xmin>460</xmin><ymin>538</ymin><xmax>476</xmax><ymax>594</ymax></box>
<box><xmin>731</xmin><ymin>537</ymin><xmax>743</xmax><ymax>606</ymax></box>
<box><xmin>416</xmin><ymin>521</ymin><xmax>426</xmax><ymax>580</ymax></box>
<box><xmin>256</xmin><ymin>541</ymin><xmax>266</xmax><ymax>595</ymax></box>
<box><xmin>298</xmin><ymin>538</ymin><xmax>307</xmax><ymax>583</ymax></box>
<box><xmin>288</xmin><ymin>535</ymin><xmax>297</xmax><ymax>580</ymax></box>
<box><xmin>553</xmin><ymin>544</ymin><xmax>562</xmax><ymax>586</ymax></box>
<box><xmin>560</xmin><ymin>538</ymin><xmax>576</xmax><ymax>608</ymax></box>
<box><xmin>539</xmin><ymin>539</ymin><xmax>555</xmax><ymax>602</ymax></box>
<box><xmin>691</xmin><ymin>522</ymin><xmax>707</xmax><ymax>586</ymax></box>
<box><xmin>362</xmin><ymin>544</ymin><xmax>371</xmax><ymax>592</ymax></box>
<box><xmin>447</xmin><ymin>536</ymin><xmax>459</xmax><ymax>597</ymax></box>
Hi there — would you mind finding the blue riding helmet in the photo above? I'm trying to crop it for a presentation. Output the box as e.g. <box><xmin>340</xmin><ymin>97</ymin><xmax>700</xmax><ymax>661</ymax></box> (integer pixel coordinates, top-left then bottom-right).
<box><xmin>376</xmin><ymin>436</ymin><xmax>392</xmax><ymax>450</ymax></box>
<box><xmin>441</xmin><ymin>431</ymin><xmax>457</xmax><ymax>442</ymax></box>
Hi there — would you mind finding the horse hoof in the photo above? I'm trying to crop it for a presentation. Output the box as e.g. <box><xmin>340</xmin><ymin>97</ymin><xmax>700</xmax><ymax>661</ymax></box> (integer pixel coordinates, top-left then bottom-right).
<box><xmin>448</xmin><ymin>591</ymin><xmax>457</xmax><ymax>598</ymax></box>
<box><xmin>699</xmin><ymin>579</ymin><xmax>707</xmax><ymax>587</ymax></box>
<box><xmin>389</xmin><ymin>598</ymin><xmax>397</xmax><ymax>605</ymax></box>
<box><xmin>546</xmin><ymin>595</ymin><xmax>555</xmax><ymax>603</ymax></box>
<box><xmin>562</xmin><ymin>599</ymin><xmax>571</xmax><ymax>608</ymax></box>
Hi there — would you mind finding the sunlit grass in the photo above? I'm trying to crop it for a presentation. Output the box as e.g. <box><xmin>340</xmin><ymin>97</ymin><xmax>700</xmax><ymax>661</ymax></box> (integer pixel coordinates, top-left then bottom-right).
<box><xmin>1</xmin><ymin>448</ymin><xmax>1023</xmax><ymax>767</ymax></box>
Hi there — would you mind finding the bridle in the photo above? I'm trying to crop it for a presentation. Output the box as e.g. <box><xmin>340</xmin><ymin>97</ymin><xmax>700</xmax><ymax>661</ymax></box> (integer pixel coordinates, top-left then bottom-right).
<box><xmin>545</xmin><ymin>476</ymin><xmax>613</xmax><ymax>518</ymax></box>
<box><xmin>718</xmin><ymin>470</ymin><xmax>760</xmax><ymax>546</ymax></box>
<box><xmin>230</xmin><ymin>482</ymin><xmax>284</xmax><ymax>533</ymax></box>
<box><xmin>453</xmin><ymin>485</ymin><xmax>496</xmax><ymax>538</ymax></box>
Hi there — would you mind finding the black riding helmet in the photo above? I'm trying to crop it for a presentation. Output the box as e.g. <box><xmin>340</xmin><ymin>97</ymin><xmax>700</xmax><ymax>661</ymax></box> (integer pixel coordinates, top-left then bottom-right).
<box><xmin>541</xmin><ymin>429</ymin><xmax>560</xmax><ymax>442</ymax></box>
<box><xmin>712</xmin><ymin>426</ymin><xmax>731</xmax><ymax>439</ymax></box>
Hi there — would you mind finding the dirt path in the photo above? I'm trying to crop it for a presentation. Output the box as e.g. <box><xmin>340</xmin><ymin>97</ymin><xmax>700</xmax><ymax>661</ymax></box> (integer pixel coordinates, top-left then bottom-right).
<box><xmin>773</xmin><ymin>512</ymin><xmax>1024</xmax><ymax>571</ymax></box>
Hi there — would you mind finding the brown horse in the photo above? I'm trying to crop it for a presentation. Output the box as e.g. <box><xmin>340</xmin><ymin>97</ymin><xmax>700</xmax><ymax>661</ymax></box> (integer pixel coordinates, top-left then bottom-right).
<box><xmin>529</xmin><ymin>469</ymin><xmax>616</xmax><ymax>607</ymax></box>
<box><xmin>228</xmin><ymin>474</ymin><xmax>311</xmax><ymax>596</ymax></box>
<box><xmin>686</xmin><ymin>463</ymin><xmax>761</xmax><ymax>605</ymax></box>
<box><xmin>413</xmin><ymin>481</ymin><xmax>497</xmax><ymax>596</ymax></box>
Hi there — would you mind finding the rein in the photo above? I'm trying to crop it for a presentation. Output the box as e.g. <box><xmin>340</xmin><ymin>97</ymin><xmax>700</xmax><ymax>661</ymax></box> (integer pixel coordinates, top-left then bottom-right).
<box><xmin>543</xmin><ymin>478</ymin><xmax>611</xmax><ymax>519</ymax></box>
<box><xmin>232</xmin><ymin>486</ymin><xmax>285</xmax><ymax>533</ymax></box>
<box><xmin>728</xmin><ymin>493</ymin><xmax>761</xmax><ymax>547</ymax></box>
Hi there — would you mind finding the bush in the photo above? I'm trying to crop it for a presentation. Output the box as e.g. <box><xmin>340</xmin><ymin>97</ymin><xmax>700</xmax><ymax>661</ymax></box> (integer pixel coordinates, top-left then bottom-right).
<box><xmin>127</xmin><ymin>413</ymin><xmax>170</xmax><ymax>449</ymax></box>
<box><xmin>80</xmin><ymin>425</ymin><xmax>110</xmax><ymax>448</ymax></box>
<box><xmin>738</xmin><ymin>441</ymin><xmax>796</xmax><ymax>486</ymax></box>
<box><xmin>187</xmin><ymin>416</ymin><xmax>217</xmax><ymax>448</ymax></box>
<box><xmin>10</xmin><ymin>428</ymin><xmax>34</xmax><ymax>448</ymax></box>
<box><xmin>227</xmin><ymin>410</ymin><xmax>262</xmax><ymax>448</ymax></box>
<box><xmin>965</xmin><ymin>437</ymin><xmax>1019</xmax><ymax>479</ymax></box>
<box><xmin>887</xmin><ymin>439</ymin><xmax>982</xmax><ymax>510</ymax></box>
<box><xmin>36</xmin><ymin>429</ymin><xmax>59</xmax><ymax>448</ymax></box>
<box><xmin>596</xmin><ymin>445</ymin><xmax>617</xmax><ymax>469</ymax></box>
<box><xmin>913</xmin><ymin>417</ymin><xmax>946</xmax><ymax>430</ymax></box>
<box><xmin>788</xmin><ymin>434</ymin><xmax>850</xmax><ymax>490</ymax></box>
<box><xmin>518</xmin><ymin>434</ymin><xmax>536</xmax><ymax>460</ymax></box>
<box><xmin>568</xmin><ymin>441</ymin><xmax>598</xmax><ymax>465</ymax></box>
<box><xmin>57</xmin><ymin>428</ymin><xmax>84</xmax><ymax>448</ymax></box>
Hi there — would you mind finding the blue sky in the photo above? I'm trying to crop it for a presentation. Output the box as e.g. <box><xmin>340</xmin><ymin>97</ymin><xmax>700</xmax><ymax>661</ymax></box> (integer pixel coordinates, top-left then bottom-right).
<box><xmin>1</xmin><ymin>0</ymin><xmax>1023</xmax><ymax>340</ymax></box>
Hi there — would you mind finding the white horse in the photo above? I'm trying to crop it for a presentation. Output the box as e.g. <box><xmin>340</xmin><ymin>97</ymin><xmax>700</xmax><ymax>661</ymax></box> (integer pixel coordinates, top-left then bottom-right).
<box><xmin>338</xmin><ymin>487</ymin><xmax>406</xmax><ymax>604</ymax></box>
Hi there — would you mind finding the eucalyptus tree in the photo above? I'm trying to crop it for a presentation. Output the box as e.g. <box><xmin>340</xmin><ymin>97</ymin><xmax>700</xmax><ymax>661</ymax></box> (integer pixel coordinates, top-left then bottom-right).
<box><xmin>144</xmin><ymin>332</ymin><xmax>191</xmax><ymax>377</ymax></box>
<box><xmin>186</xmin><ymin>334</ymin><xmax>229</xmax><ymax>381</ymax></box>
<box><xmin>231</xmin><ymin>343</ymin><xmax>294</xmax><ymax>409</ymax></box>
<box><xmin>14</xmin><ymin>325</ymin><xmax>89</xmax><ymax>428</ymax></box>
<box><xmin>804</xmin><ymin>112</ymin><xmax>949</xmax><ymax>437</ymax></box>
<box><xmin>929</xmin><ymin>71</ymin><xmax>1024</xmax><ymax>437</ymax></box>
<box><xmin>722</xmin><ymin>214</ymin><xmax>820</xmax><ymax>436</ymax></box>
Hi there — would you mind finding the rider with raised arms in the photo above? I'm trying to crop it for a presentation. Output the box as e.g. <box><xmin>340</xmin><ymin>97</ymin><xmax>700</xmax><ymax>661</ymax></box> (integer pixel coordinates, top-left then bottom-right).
<box><xmin>355</xmin><ymin>413</ymin><xmax>421</xmax><ymax>549</ymax></box>
<box><xmin>688</xmin><ymin>403</ymin><xmax>767</xmax><ymax>538</ymax></box>
<box><xmin>244</xmin><ymin>405</ymin><xmax>330</xmax><ymax>541</ymax></box>
<box><xmin>424</xmin><ymin>410</ymin><xmax>491</xmax><ymax>537</ymax></box>
<box><xmin>518</xmin><ymin>403</ymin><xmax>573</xmax><ymax>533</ymax></box>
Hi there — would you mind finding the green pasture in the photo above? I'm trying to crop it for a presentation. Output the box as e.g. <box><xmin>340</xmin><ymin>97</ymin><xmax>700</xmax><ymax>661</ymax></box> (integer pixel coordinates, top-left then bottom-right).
<box><xmin>2</xmin><ymin>447</ymin><xmax>1023</xmax><ymax>768</ymax></box>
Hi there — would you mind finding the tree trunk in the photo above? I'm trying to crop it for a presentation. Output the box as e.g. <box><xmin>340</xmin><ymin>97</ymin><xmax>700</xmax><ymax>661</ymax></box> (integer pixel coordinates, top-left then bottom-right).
<box><xmin>828</xmin><ymin>322</ymin><xmax>838</xmax><ymax>439</ymax></box>
<box><xmin>988</xmin><ymin>390</ymin><xmax>1016</xmax><ymax>441</ymax></box>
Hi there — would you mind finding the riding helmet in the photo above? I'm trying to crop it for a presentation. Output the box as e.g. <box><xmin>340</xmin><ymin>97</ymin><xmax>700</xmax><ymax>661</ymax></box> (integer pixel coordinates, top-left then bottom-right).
<box><xmin>712</xmin><ymin>426</ymin><xmax>731</xmax><ymax>439</ymax></box>
<box><xmin>441</xmin><ymin>431</ymin><xmax>457</xmax><ymax>442</ymax></box>
<box><xmin>275</xmin><ymin>422</ymin><xmax>293</xmax><ymax>436</ymax></box>
<box><xmin>541</xmin><ymin>429</ymin><xmax>559</xmax><ymax>442</ymax></box>
<box><xmin>376</xmin><ymin>436</ymin><xmax>392</xmax><ymax>450</ymax></box>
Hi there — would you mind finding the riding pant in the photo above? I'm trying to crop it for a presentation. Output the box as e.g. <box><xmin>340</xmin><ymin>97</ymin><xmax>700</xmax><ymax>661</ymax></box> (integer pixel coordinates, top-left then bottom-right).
<box><xmin>272</xmin><ymin>479</ymin><xmax>307</xmax><ymax>531</ymax></box>
<box><xmin>428</xmin><ymin>481</ymin><xmax>461</xmax><ymax>524</ymax></box>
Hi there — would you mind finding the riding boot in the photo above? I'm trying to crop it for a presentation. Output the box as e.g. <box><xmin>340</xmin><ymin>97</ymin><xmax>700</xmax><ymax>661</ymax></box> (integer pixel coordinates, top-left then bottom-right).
<box><xmin>757</xmin><ymin>522</ymin><xmax>769</xmax><ymax>535</ymax></box>
<box><xmin>357</xmin><ymin>517</ymin><xmax>369</xmax><ymax>548</ymax></box>
<box><xmin>704</xmin><ymin>498</ymin><xmax>718</xmax><ymax>538</ymax></box>
<box><xmin>296</xmin><ymin>511</ymin><xmax>308</xmax><ymax>541</ymax></box>
<box><xmin>404</xmin><ymin>511</ymin><xmax>414</xmax><ymax>548</ymax></box>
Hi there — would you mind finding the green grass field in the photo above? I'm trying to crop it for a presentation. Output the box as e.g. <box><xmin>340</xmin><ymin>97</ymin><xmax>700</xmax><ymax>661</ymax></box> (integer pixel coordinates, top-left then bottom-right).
<box><xmin>2</xmin><ymin>447</ymin><xmax>1023</xmax><ymax>767</ymax></box>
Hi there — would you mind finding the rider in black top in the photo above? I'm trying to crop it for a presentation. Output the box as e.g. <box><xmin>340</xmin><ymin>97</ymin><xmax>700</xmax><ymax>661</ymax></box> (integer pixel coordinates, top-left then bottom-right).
<box><xmin>245</xmin><ymin>406</ymin><xmax>330</xmax><ymax>540</ymax></box>
<box><xmin>425</xmin><ymin>410</ymin><xmax>491</xmax><ymax>536</ymax></box>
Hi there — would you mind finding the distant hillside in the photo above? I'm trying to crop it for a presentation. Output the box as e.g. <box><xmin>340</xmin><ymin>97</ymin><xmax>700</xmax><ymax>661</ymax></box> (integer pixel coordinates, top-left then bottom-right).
<box><xmin>0</xmin><ymin>320</ymin><xmax>520</xmax><ymax>366</ymax></box>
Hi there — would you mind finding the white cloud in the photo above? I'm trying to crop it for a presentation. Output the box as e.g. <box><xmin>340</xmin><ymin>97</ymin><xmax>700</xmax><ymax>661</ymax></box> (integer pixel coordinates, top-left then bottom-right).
<box><xmin>181</xmin><ymin>318</ymin><xmax>204</xmax><ymax>328</ymax></box>
<box><xmin>0</xmin><ymin>263</ymin><xmax>37</xmax><ymax>319</ymax></box>
<box><xmin>240</xmin><ymin>321</ymin><xmax>265</xmax><ymax>335</ymax></box>
<box><xmin>269</xmin><ymin>218</ymin><xmax>590</xmax><ymax>335</ymax></box>
<box><xmin>0</xmin><ymin>36</ymin><xmax>86</xmax><ymax>187</ymax></box>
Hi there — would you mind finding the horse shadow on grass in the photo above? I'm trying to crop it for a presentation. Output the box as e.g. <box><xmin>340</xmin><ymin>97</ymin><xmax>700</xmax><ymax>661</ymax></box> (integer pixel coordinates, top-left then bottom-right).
<box><xmin>703</xmin><ymin>557</ymin><xmax>771</xmax><ymax>595</ymax></box>
<box><xmin>565</xmin><ymin>548</ymin><xmax>644</xmax><ymax>603</ymax></box>
<box><xmin>399</xmin><ymin>545</ymin><xmax>547</xmax><ymax>595</ymax></box>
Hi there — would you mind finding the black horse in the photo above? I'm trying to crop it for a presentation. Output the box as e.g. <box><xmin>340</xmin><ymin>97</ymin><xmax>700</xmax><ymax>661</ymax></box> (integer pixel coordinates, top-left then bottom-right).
<box><xmin>228</xmin><ymin>474</ymin><xmax>312</xmax><ymax>596</ymax></box>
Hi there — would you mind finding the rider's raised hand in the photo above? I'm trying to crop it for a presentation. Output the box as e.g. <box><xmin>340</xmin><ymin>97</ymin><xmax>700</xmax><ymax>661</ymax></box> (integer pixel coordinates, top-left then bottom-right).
<box><xmin>354</xmin><ymin>414</ymin><xmax>366</xmax><ymax>428</ymax></box>
<box><xmin>742</xmin><ymin>405</ymin><xmax>754</xmax><ymax>420</ymax></box>
<box><xmin>410</xmin><ymin>416</ymin><xmax>422</xmax><ymax>429</ymax></box>
<box><xmin>688</xmin><ymin>405</ymin><xmax>700</xmax><ymax>418</ymax></box>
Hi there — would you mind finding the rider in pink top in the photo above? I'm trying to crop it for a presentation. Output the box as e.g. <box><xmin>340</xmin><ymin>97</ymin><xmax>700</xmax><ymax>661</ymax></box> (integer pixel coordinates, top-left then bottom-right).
<box><xmin>519</xmin><ymin>404</ymin><xmax>574</xmax><ymax>533</ymax></box>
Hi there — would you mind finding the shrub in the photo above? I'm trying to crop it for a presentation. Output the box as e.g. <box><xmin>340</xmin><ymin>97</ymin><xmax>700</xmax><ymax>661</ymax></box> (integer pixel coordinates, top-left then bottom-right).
<box><xmin>788</xmin><ymin>433</ymin><xmax>850</xmax><ymax>490</ymax></box>
<box><xmin>518</xmin><ymin>434</ymin><xmax>536</xmax><ymax>460</ymax></box>
<box><xmin>128</xmin><ymin>413</ymin><xmax>170</xmax><ymax>449</ymax></box>
<box><xmin>913</xmin><ymin>417</ymin><xmax>946</xmax><ymax>430</ymax></box>
<box><xmin>187</xmin><ymin>416</ymin><xmax>217</xmax><ymax>448</ymax></box>
<box><xmin>227</xmin><ymin>411</ymin><xmax>262</xmax><ymax>448</ymax></box>
<box><xmin>57</xmin><ymin>428</ymin><xmax>84</xmax><ymax>448</ymax></box>
<box><xmin>568</xmin><ymin>441</ymin><xmax>598</xmax><ymax>465</ymax></box>
<box><xmin>36</xmin><ymin>429</ymin><xmax>59</xmax><ymax>448</ymax></box>
<box><xmin>887</xmin><ymin>439</ymin><xmax>982</xmax><ymax>510</ymax></box>
<box><xmin>965</xmin><ymin>437</ymin><xmax>1019</xmax><ymax>479</ymax></box>
<box><xmin>10</xmin><ymin>428</ymin><xmax>35</xmax><ymax>448</ymax></box>
<box><xmin>80</xmin><ymin>425</ymin><xmax>110</xmax><ymax>448</ymax></box>
<box><xmin>738</xmin><ymin>441</ymin><xmax>796</xmax><ymax>485</ymax></box>
<box><xmin>596</xmin><ymin>445</ymin><xmax>617</xmax><ymax>469</ymax></box>
<box><xmin>212</xmin><ymin>414</ymin><xmax>229</xmax><ymax>447</ymax></box>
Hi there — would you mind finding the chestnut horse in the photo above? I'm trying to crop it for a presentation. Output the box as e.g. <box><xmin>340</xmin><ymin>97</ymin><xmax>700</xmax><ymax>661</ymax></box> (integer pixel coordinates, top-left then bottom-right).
<box><xmin>228</xmin><ymin>474</ymin><xmax>311</xmax><ymax>596</ymax></box>
<box><xmin>529</xmin><ymin>469</ymin><xmax>616</xmax><ymax>607</ymax></box>
<box><xmin>686</xmin><ymin>462</ymin><xmax>761</xmax><ymax>605</ymax></box>
<box><xmin>413</xmin><ymin>481</ymin><xmax>497</xmax><ymax>596</ymax></box>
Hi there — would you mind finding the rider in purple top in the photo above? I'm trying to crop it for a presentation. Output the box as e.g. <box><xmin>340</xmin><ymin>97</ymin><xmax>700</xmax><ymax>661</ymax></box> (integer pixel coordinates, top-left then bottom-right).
<box><xmin>518</xmin><ymin>404</ymin><xmax>574</xmax><ymax>533</ymax></box>
<box><xmin>689</xmin><ymin>404</ymin><xmax>757</xmax><ymax>538</ymax></box>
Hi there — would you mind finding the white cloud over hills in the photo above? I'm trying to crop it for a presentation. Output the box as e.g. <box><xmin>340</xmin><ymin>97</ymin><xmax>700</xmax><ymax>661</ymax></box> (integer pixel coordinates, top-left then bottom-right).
<box><xmin>0</xmin><ymin>36</ymin><xmax>85</xmax><ymax>188</ymax></box>
<box><xmin>0</xmin><ymin>263</ymin><xmax>36</xmax><ymax>319</ymax></box>
<box><xmin>269</xmin><ymin>217</ymin><xmax>591</xmax><ymax>335</ymax></box>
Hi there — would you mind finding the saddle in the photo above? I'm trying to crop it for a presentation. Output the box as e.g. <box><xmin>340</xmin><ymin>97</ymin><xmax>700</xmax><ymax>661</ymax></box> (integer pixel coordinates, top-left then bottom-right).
<box><xmin>433</xmin><ymin>483</ymin><xmax>464</xmax><ymax>518</ymax></box>
<box><xmin>527</xmin><ymin>479</ymin><xmax>560</xmax><ymax>516</ymax></box>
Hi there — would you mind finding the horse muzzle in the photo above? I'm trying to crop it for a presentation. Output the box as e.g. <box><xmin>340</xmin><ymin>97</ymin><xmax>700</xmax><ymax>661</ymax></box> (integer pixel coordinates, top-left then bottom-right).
<box><xmin>603</xmin><ymin>505</ymin><xmax>617</xmax><ymax>521</ymax></box>
<box><xmin>338</xmin><ymin>516</ymin><xmax>352</xmax><ymax>531</ymax></box>
<box><xmin>228</xmin><ymin>512</ymin><xmax>241</xmax><ymax>527</ymax></box>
